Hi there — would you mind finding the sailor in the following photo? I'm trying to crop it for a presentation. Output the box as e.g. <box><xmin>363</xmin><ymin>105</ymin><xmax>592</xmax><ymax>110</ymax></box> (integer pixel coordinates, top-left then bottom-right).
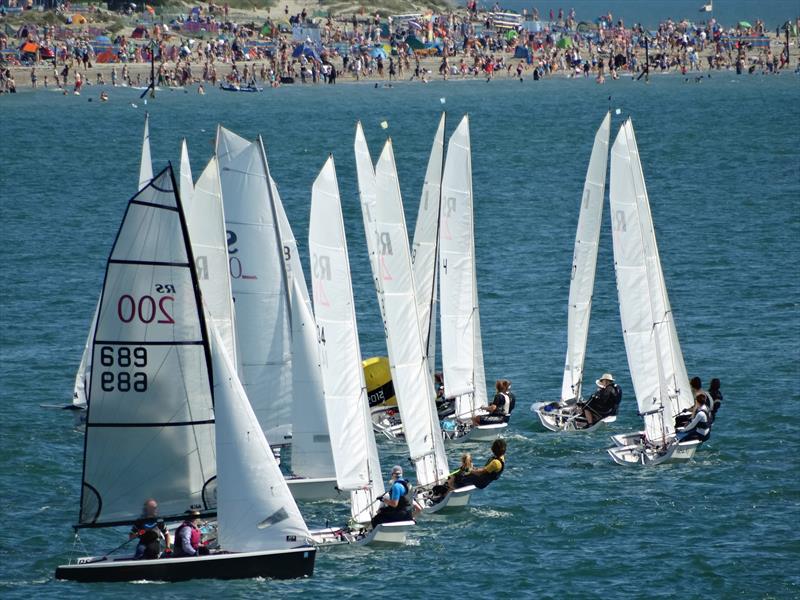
<box><xmin>448</xmin><ymin>452</ymin><xmax>474</xmax><ymax>490</ymax></box>
<box><xmin>676</xmin><ymin>394</ymin><xmax>712</xmax><ymax>443</ymax></box>
<box><xmin>473</xmin><ymin>380</ymin><xmax>510</xmax><ymax>425</ymax></box>
<box><xmin>172</xmin><ymin>510</ymin><xmax>203</xmax><ymax>558</ymax></box>
<box><xmin>456</xmin><ymin>439</ymin><xmax>506</xmax><ymax>489</ymax></box>
<box><xmin>502</xmin><ymin>380</ymin><xmax>516</xmax><ymax>417</ymax></box>
<box><xmin>130</xmin><ymin>498</ymin><xmax>171</xmax><ymax>559</ymax></box>
<box><xmin>708</xmin><ymin>378</ymin><xmax>723</xmax><ymax>419</ymax></box>
<box><xmin>371</xmin><ymin>465</ymin><xmax>413</xmax><ymax>527</ymax></box>
<box><xmin>579</xmin><ymin>373</ymin><xmax>621</xmax><ymax>426</ymax></box>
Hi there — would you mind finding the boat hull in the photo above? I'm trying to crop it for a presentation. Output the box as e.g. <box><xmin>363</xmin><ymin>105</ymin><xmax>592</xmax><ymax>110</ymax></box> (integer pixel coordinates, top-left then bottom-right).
<box><xmin>607</xmin><ymin>439</ymin><xmax>701</xmax><ymax>466</ymax></box>
<box><xmin>285</xmin><ymin>476</ymin><xmax>341</xmax><ymax>501</ymax></box>
<box><xmin>310</xmin><ymin>521</ymin><xmax>414</xmax><ymax>547</ymax></box>
<box><xmin>371</xmin><ymin>405</ymin><xmax>404</xmax><ymax>441</ymax></box>
<box><xmin>450</xmin><ymin>422</ymin><xmax>507</xmax><ymax>442</ymax></box>
<box><xmin>532</xmin><ymin>401</ymin><xmax>616</xmax><ymax>432</ymax></box>
<box><xmin>55</xmin><ymin>546</ymin><xmax>315</xmax><ymax>583</ymax></box>
<box><xmin>419</xmin><ymin>485</ymin><xmax>475</xmax><ymax>514</ymax></box>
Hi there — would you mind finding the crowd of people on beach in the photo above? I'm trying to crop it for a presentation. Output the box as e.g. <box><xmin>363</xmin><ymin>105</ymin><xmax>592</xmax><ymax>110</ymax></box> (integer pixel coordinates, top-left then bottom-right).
<box><xmin>1</xmin><ymin>3</ymin><xmax>798</xmax><ymax>93</ymax></box>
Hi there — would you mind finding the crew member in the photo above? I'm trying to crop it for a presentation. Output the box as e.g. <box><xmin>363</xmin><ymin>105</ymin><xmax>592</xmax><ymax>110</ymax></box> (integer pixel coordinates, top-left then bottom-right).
<box><xmin>579</xmin><ymin>373</ymin><xmax>621</xmax><ymax>426</ymax></box>
<box><xmin>173</xmin><ymin>510</ymin><xmax>202</xmax><ymax>557</ymax></box>
<box><xmin>676</xmin><ymin>394</ymin><xmax>711</xmax><ymax>443</ymax></box>
<box><xmin>130</xmin><ymin>498</ymin><xmax>170</xmax><ymax>559</ymax></box>
<box><xmin>371</xmin><ymin>465</ymin><xmax>413</xmax><ymax>527</ymax></box>
<box><xmin>457</xmin><ymin>439</ymin><xmax>506</xmax><ymax>489</ymax></box>
<box><xmin>473</xmin><ymin>380</ymin><xmax>510</xmax><ymax>425</ymax></box>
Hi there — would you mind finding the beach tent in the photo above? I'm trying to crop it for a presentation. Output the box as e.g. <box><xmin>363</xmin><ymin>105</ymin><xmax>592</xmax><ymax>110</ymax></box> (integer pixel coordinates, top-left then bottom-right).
<box><xmin>514</xmin><ymin>45</ymin><xmax>533</xmax><ymax>63</ymax></box>
<box><xmin>405</xmin><ymin>35</ymin><xmax>425</xmax><ymax>49</ymax></box>
<box><xmin>370</xmin><ymin>46</ymin><xmax>387</xmax><ymax>58</ymax></box>
<box><xmin>292</xmin><ymin>43</ymin><xmax>320</xmax><ymax>61</ymax></box>
<box><xmin>20</xmin><ymin>41</ymin><xmax>39</xmax><ymax>53</ymax></box>
<box><xmin>71</xmin><ymin>14</ymin><xmax>87</xmax><ymax>24</ymax></box>
<box><xmin>738</xmin><ymin>21</ymin><xmax>752</xmax><ymax>29</ymax></box>
<box><xmin>556</xmin><ymin>37</ymin><xmax>573</xmax><ymax>48</ymax></box>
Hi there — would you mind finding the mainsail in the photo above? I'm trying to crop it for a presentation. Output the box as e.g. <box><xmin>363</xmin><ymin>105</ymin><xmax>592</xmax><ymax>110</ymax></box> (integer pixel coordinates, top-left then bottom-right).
<box><xmin>310</xmin><ymin>157</ymin><xmax>384</xmax><ymax>522</ymax></box>
<box><xmin>180</xmin><ymin>138</ymin><xmax>193</xmax><ymax>208</ymax></box>
<box><xmin>411</xmin><ymin>114</ymin><xmax>446</xmax><ymax>379</ymax></box>
<box><xmin>560</xmin><ymin>112</ymin><xmax>611</xmax><ymax>402</ymax></box>
<box><xmin>439</xmin><ymin>116</ymin><xmax>487</xmax><ymax>418</ymax></box>
<box><xmin>79</xmin><ymin>166</ymin><xmax>216</xmax><ymax>527</ymax></box>
<box><xmin>610</xmin><ymin>120</ymin><xmax>691</xmax><ymax>444</ymax></box>
<box><xmin>372</xmin><ymin>140</ymin><xmax>449</xmax><ymax>487</ymax></box>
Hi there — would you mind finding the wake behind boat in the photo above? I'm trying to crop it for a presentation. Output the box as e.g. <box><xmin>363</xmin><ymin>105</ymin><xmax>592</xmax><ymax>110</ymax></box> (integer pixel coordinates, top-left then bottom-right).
<box><xmin>55</xmin><ymin>166</ymin><xmax>315</xmax><ymax>583</ymax></box>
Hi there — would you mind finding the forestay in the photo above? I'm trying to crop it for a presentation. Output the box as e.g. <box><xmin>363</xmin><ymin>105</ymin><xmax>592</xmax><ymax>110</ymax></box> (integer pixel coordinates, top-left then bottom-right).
<box><xmin>211</xmin><ymin>326</ymin><xmax>311</xmax><ymax>552</ymax></box>
<box><xmin>79</xmin><ymin>166</ymin><xmax>216</xmax><ymax>527</ymax></box>
<box><xmin>560</xmin><ymin>112</ymin><xmax>611</xmax><ymax>402</ymax></box>
<box><xmin>373</xmin><ymin>141</ymin><xmax>449</xmax><ymax>487</ymax></box>
<box><xmin>411</xmin><ymin>114</ymin><xmax>445</xmax><ymax>379</ymax></box>
<box><xmin>439</xmin><ymin>116</ymin><xmax>487</xmax><ymax>418</ymax></box>
<box><xmin>215</xmin><ymin>127</ymin><xmax>292</xmax><ymax>442</ymax></box>
<box><xmin>310</xmin><ymin>157</ymin><xmax>384</xmax><ymax>522</ymax></box>
<box><xmin>186</xmin><ymin>157</ymin><xmax>238</xmax><ymax>365</ymax></box>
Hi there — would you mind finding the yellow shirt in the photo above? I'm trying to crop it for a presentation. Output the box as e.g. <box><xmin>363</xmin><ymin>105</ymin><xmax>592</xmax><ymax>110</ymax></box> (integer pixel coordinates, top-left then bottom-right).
<box><xmin>485</xmin><ymin>455</ymin><xmax>505</xmax><ymax>474</ymax></box>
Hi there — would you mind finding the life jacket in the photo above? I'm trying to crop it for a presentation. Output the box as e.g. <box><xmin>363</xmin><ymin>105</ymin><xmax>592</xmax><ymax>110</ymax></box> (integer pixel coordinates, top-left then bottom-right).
<box><xmin>485</xmin><ymin>455</ymin><xmax>505</xmax><ymax>482</ymax></box>
<box><xmin>393</xmin><ymin>479</ymin><xmax>412</xmax><ymax>511</ymax></box>
<box><xmin>174</xmin><ymin>521</ymin><xmax>201</xmax><ymax>555</ymax></box>
<box><xmin>493</xmin><ymin>393</ymin><xmax>510</xmax><ymax>415</ymax></box>
<box><xmin>694</xmin><ymin>406</ymin><xmax>711</xmax><ymax>440</ymax></box>
<box><xmin>506</xmin><ymin>391</ymin><xmax>516</xmax><ymax>414</ymax></box>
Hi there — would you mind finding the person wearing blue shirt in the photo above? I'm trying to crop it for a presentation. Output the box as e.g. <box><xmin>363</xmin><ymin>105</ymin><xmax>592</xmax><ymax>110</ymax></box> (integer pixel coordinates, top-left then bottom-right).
<box><xmin>371</xmin><ymin>465</ymin><xmax>413</xmax><ymax>527</ymax></box>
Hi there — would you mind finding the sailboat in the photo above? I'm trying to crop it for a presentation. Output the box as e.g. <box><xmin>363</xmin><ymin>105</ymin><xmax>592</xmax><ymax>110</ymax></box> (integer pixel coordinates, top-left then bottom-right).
<box><xmin>307</xmin><ymin>157</ymin><xmax>414</xmax><ymax>545</ymax></box>
<box><xmin>55</xmin><ymin>166</ymin><xmax>316</xmax><ymax>582</ymax></box>
<box><xmin>531</xmin><ymin>113</ymin><xmax>616</xmax><ymax>432</ymax></box>
<box><xmin>366</xmin><ymin>139</ymin><xmax>474</xmax><ymax>513</ymax></box>
<box><xmin>438</xmin><ymin>115</ymin><xmax>507</xmax><ymax>442</ymax></box>
<box><xmin>369</xmin><ymin>116</ymin><xmax>447</xmax><ymax>440</ymax></box>
<box><xmin>67</xmin><ymin>113</ymin><xmax>153</xmax><ymax>421</ymax></box>
<box><xmin>605</xmin><ymin>120</ymin><xmax>700</xmax><ymax>466</ymax></box>
<box><xmin>215</xmin><ymin>127</ymin><xmax>338</xmax><ymax>499</ymax></box>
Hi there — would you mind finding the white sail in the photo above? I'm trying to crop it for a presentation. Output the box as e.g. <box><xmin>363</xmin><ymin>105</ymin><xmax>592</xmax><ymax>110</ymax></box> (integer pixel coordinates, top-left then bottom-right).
<box><xmin>180</xmin><ymin>138</ymin><xmax>193</xmax><ymax>207</ymax></box>
<box><xmin>138</xmin><ymin>113</ymin><xmax>153</xmax><ymax>191</ymax></box>
<box><xmin>439</xmin><ymin>116</ymin><xmax>485</xmax><ymax>417</ymax></box>
<box><xmin>273</xmin><ymin>178</ymin><xmax>335</xmax><ymax>479</ymax></box>
<box><xmin>610</xmin><ymin>121</ymin><xmax>671</xmax><ymax>443</ymax></box>
<box><xmin>79</xmin><ymin>166</ymin><xmax>216</xmax><ymax>527</ymax></box>
<box><xmin>215</xmin><ymin>127</ymin><xmax>293</xmax><ymax>442</ymax></box>
<box><xmin>411</xmin><ymin>113</ymin><xmax>445</xmax><ymax>379</ymax></box>
<box><xmin>212</xmin><ymin>326</ymin><xmax>311</xmax><ymax>552</ymax></box>
<box><xmin>561</xmin><ymin>112</ymin><xmax>611</xmax><ymax>402</ymax></box>
<box><xmin>73</xmin><ymin>115</ymin><xmax>154</xmax><ymax>409</ymax></box>
<box><xmin>310</xmin><ymin>157</ymin><xmax>384</xmax><ymax>522</ymax></box>
<box><xmin>373</xmin><ymin>140</ymin><xmax>449</xmax><ymax>487</ymax></box>
<box><xmin>622</xmin><ymin>122</ymin><xmax>693</xmax><ymax>419</ymax></box>
<box><xmin>187</xmin><ymin>157</ymin><xmax>237</xmax><ymax>366</ymax></box>
<box><xmin>354</xmin><ymin>122</ymin><xmax>386</xmax><ymax>322</ymax></box>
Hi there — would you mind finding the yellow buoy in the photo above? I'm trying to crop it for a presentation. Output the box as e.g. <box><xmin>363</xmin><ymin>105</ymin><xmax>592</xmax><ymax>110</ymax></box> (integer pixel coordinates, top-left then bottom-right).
<box><xmin>362</xmin><ymin>356</ymin><xmax>396</xmax><ymax>407</ymax></box>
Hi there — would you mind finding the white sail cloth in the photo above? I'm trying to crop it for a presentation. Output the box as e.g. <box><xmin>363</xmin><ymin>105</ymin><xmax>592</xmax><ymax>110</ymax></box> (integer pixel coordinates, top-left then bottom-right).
<box><xmin>80</xmin><ymin>167</ymin><xmax>216</xmax><ymax>526</ymax></box>
<box><xmin>212</xmin><ymin>324</ymin><xmax>311</xmax><ymax>552</ymax></box>
<box><xmin>411</xmin><ymin>114</ymin><xmax>445</xmax><ymax>379</ymax></box>
<box><xmin>310</xmin><ymin>157</ymin><xmax>384</xmax><ymax>522</ymax></box>
<box><xmin>439</xmin><ymin>116</ymin><xmax>487</xmax><ymax>417</ymax></box>
<box><xmin>372</xmin><ymin>141</ymin><xmax>449</xmax><ymax>487</ymax></box>
<box><xmin>560</xmin><ymin>112</ymin><xmax>611</xmax><ymax>402</ymax></box>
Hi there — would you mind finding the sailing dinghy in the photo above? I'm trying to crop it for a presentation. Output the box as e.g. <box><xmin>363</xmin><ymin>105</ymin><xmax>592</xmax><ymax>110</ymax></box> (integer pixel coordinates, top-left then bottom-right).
<box><xmin>605</xmin><ymin>120</ymin><xmax>700</xmax><ymax>466</ymax></box>
<box><xmin>215</xmin><ymin>127</ymin><xmax>338</xmax><ymax>499</ymax></box>
<box><xmin>366</xmin><ymin>139</ymin><xmax>474</xmax><ymax>514</ymax></box>
<box><xmin>369</xmin><ymin>115</ymin><xmax>448</xmax><ymax>440</ymax></box>
<box><xmin>531</xmin><ymin>113</ymin><xmax>617</xmax><ymax>432</ymax></box>
<box><xmin>307</xmin><ymin>157</ymin><xmax>414</xmax><ymax>545</ymax></box>
<box><xmin>438</xmin><ymin>116</ymin><xmax>507</xmax><ymax>442</ymax></box>
<box><xmin>55</xmin><ymin>166</ymin><xmax>315</xmax><ymax>582</ymax></box>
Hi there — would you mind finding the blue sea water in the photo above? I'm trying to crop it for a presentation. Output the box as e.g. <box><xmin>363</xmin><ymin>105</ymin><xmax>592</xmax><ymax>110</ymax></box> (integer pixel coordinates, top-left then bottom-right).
<box><xmin>1</xmin><ymin>72</ymin><xmax>799</xmax><ymax>598</ymax></box>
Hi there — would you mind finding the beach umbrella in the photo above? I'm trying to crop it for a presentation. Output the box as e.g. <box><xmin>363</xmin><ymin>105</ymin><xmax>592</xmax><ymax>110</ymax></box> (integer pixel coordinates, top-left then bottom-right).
<box><xmin>738</xmin><ymin>21</ymin><xmax>752</xmax><ymax>29</ymax></box>
<box><xmin>556</xmin><ymin>37</ymin><xmax>572</xmax><ymax>48</ymax></box>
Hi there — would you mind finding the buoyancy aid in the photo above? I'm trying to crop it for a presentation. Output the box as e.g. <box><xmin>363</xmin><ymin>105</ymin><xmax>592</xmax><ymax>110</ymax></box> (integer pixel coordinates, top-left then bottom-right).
<box><xmin>174</xmin><ymin>521</ymin><xmax>201</xmax><ymax>555</ymax></box>
<box><xmin>486</xmin><ymin>455</ymin><xmax>505</xmax><ymax>482</ymax></box>
<box><xmin>394</xmin><ymin>479</ymin><xmax>412</xmax><ymax>511</ymax></box>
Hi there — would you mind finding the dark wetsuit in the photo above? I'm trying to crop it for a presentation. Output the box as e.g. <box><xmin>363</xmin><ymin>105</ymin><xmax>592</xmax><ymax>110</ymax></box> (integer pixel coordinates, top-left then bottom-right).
<box><xmin>131</xmin><ymin>517</ymin><xmax>167</xmax><ymax>559</ymax></box>
<box><xmin>456</xmin><ymin>455</ymin><xmax>505</xmax><ymax>489</ymax></box>
<box><xmin>581</xmin><ymin>384</ymin><xmax>621</xmax><ymax>419</ymax></box>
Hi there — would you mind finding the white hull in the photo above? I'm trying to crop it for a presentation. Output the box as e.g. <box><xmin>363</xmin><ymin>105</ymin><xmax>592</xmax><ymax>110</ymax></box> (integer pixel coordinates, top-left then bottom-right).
<box><xmin>417</xmin><ymin>485</ymin><xmax>475</xmax><ymax>514</ymax></box>
<box><xmin>285</xmin><ymin>477</ymin><xmax>342</xmax><ymax>501</ymax></box>
<box><xmin>310</xmin><ymin>520</ymin><xmax>414</xmax><ymax>546</ymax></box>
<box><xmin>531</xmin><ymin>401</ymin><xmax>616</xmax><ymax>433</ymax></box>
<box><xmin>370</xmin><ymin>405</ymin><xmax>405</xmax><ymax>441</ymax></box>
<box><xmin>611</xmin><ymin>431</ymin><xmax>644</xmax><ymax>447</ymax></box>
<box><xmin>447</xmin><ymin>422</ymin><xmax>507</xmax><ymax>443</ymax></box>
<box><xmin>607</xmin><ymin>439</ymin><xmax>701</xmax><ymax>466</ymax></box>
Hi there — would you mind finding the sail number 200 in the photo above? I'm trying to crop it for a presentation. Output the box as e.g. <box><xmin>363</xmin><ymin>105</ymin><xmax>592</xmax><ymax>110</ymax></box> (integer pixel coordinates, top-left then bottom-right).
<box><xmin>99</xmin><ymin>346</ymin><xmax>147</xmax><ymax>392</ymax></box>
